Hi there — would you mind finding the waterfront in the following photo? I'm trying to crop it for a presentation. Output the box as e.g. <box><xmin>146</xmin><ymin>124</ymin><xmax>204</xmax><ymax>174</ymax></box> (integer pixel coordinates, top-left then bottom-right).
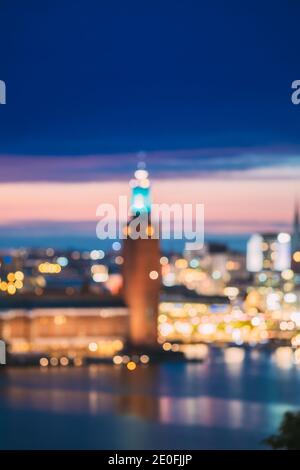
<box><xmin>1</xmin><ymin>348</ymin><xmax>300</xmax><ymax>449</ymax></box>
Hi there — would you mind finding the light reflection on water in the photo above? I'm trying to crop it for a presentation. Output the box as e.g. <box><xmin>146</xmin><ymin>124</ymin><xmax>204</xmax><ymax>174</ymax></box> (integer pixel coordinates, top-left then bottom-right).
<box><xmin>1</xmin><ymin>348</ymin><xmax>300</xmax><ymax>449</ymax></box>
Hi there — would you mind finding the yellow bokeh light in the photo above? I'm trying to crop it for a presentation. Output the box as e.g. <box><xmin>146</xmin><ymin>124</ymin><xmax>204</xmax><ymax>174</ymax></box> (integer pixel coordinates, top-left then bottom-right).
<box><xmin>281</xmin><ymin>269</ymin><xmax>294</xmax><ymax>281</ymax></box>
<box><xmin>140</xmin><ymin>354</ymin><xmax>150</xmax><ymax>364</ymax></box>
<box><xmin>127</xmin><ymin>361</ymin><xmax>136</xmax><ymax>371</ymax></box>
<box><xmin>7</xmin><ymin>284</ymin><xmax>16</xmax><ymax>295</ymax></box>
<box><xmin>40</xmin><ymin>357</ymin><xmax>49</xmax><ymax>367</ymax></box>
<box><xmin>175</xmin><ymin>258</ymin><xmax>188</xmax><ymax>269</ymax></box>
<box><xmin>60</xmin><ymin>357</ymin><xmax>69</xmax><ymax>366</ymax></box>
<box><xmin>38</xmin><ymin>262</ymin><xmax>61</xmax><ymax>274</ymax></box>
<box><xmin>15</xmin><ymin>271</ymin><xmax>24</xmax><ymax>281</ymax></box>
<box><xmin>14</xmin><ymin>280</ymin><xmax>23</xmax><ymax>290</ymax></box>
<box><xmin>0</xmin><ymin>281</ymin><xmax>8</xmax><ymax>291</ymax></box>
<box><xmin>293</xmin><ymin>251</ymin><xmax>300</xmax><ymax>263</ymax></box>
<box><xmin>113</xmin><ymin>355</ymin><xmax>123</xmax><ymax>365</ymax></box>
<box><xmin>224</xmin><ymin>286</ymin><xmax>239</xmax><ymax>298</ymax></box>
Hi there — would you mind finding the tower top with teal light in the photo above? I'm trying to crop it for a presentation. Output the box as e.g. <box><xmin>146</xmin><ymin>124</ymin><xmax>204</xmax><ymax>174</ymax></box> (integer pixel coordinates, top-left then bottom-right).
<box><xmin>130</xmin><ymin>161</ymin><xmax>151</xmax><ymax>215</ymax></box>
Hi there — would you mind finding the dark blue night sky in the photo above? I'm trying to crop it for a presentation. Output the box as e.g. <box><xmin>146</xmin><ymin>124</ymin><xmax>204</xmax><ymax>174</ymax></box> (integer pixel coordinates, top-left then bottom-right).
<box><xmin>0</xmin><ymin>0</ymin><xmax>300</xmax><ymax>156</ymax></box>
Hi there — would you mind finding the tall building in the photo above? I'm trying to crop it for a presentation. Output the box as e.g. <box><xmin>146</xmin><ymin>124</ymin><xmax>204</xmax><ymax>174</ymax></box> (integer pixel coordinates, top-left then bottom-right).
<box><xmin>247</xmin><ymin>232</ymin><xmax>291</xmax><ymax>272</ymax></box>
<box><xmin>246</xmin><ymin>234</ymin><xmax>264</xmax><ymax>272</ymax></box>
<box><xmin>122</xmin><ymin>164</ymin><xmax>161</xmax><ymax>347</ymax></box>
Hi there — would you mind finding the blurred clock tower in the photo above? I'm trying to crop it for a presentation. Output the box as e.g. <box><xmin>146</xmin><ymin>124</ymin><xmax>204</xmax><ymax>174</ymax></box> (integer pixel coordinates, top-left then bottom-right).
<box><xmin>122</xmin><ymin>163</ymin><xmax>161</xmax><ymax>347</ymax></box>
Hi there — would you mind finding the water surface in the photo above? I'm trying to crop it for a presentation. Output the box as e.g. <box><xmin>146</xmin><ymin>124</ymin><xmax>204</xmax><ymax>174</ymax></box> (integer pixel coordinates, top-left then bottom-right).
<box><xmin>0</xmin><ymin>348</ymin><xmax>299</xmax><ymax>449</ymax></box>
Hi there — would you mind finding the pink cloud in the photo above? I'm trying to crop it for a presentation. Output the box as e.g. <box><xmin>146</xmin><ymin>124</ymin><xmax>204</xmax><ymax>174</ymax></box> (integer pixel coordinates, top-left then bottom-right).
<box><xmin>0</xmin><ymin>177</ymin><xmax>296</xmax><ymax>234</ymax></box>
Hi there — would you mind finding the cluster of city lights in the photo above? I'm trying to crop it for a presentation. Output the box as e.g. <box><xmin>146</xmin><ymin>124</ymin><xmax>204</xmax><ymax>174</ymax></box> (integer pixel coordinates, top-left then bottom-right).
<box><xmin>40</xmin><ymin>356</ymin><xmax>84</xmax><ymax>367</ymax></box>
<box><xmin>38</xmin><ymin>262</ymin><xmax>62</xmax><ymax>274</ymax></box>
<box><xmin>91</xmin><ymin>264</ymin><xmax>108</xmax><ymax>283</ymax></box>
<box><xmin>0</xmin><ymin>271</ymin><xmax>24</xmax><ymax>295</ymax></box>
<box><xmin>87</xmin><ymin>339</ymin><xmax>124</xmax><ymax>356</ymax></box>
<box><xmin>158</xmin><ymin>284</ymin><xmax>300</xmax><ymax>346</ymax></box>
<box><xmin>40</xmin><ymin>351</ymin><xmax>150</xmax><ymax>371</ymax></box>
<box><xmin>112</xmin><ymin>353</ymin><xmax>150</xmax><ymax>370</ymax></box>
<box><xmin>160</xmin><ymin>254</ymin><xmax>238</xmax><ymax>294</ymax></box>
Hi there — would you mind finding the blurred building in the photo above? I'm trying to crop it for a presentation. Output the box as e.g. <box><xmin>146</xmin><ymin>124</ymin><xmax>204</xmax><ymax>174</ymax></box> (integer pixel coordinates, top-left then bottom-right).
<box><xmin>122</xmin><ymin>164</ymin><xmax>161</xmax><ymax>347</ymax></box>
<box><xmin>0</xmin><ymin>296</ymin><xmax>128</xmax><ymax>357</ymax></box>
<box><xmin>180</xmin><ymin>242</ymin><xmax>247</xmax><ymax>295</ymax></box>
<box><xmin>247</xmin><ymin>232</ymin><xmax>291</xmax><ymax>272</ymax></box>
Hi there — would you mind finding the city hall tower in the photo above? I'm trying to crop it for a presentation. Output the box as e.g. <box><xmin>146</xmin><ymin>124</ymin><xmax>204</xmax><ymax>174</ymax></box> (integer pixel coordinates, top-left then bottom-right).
<box><xmin>122</xmin><ymin>163</ymin><xmax>161</xmax><ymax>347</ymax></box>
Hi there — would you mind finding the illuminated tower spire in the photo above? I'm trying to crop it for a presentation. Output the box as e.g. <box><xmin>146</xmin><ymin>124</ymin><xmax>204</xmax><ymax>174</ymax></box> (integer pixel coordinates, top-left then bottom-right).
<box><xmin>129</xmin><ymin>161</ymin><xmax>151</xmax><ymax>215</ymax></box>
